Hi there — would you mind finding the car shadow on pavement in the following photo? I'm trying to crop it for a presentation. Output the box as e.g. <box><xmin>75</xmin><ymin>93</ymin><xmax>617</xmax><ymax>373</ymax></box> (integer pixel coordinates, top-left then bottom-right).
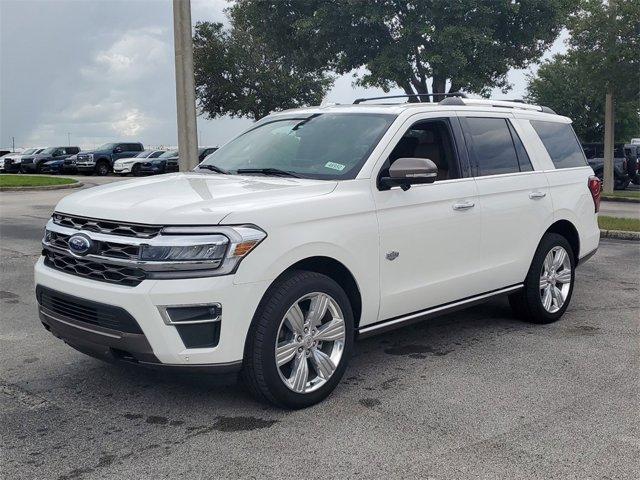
<box><xmin>47</xmin><ymin>297</ymin><xmax>533</xmax><ymax>412</ymax></box>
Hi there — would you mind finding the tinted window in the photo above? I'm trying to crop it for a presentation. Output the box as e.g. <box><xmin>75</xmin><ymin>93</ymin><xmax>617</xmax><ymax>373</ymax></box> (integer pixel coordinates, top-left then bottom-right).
<box><xmin>463</xmin><ymin>118</ymin><xmax>520</xmax><ymax>176</ymax></box>
<box><xmin>67</xmin><ymin>147</ymin><xmax>80</xmax><ymax>154</ymax></box>
<box><xmin>531</xmin><ymin>121</ymin><xmax>586</xmax><ymax>168</ymax></box>
<box><xmin>149</xmin><ymin>151</ymin><xmax>164</xmax><ymax>158</ymax></box>
<box><xmin>507</xmin><ymin>121</ymin><xmax>533</xmax><ymax>172</ymax></box>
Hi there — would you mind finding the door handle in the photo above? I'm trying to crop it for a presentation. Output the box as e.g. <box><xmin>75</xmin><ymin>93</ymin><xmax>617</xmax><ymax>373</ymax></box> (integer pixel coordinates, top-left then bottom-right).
<box><xmin>529</xmin><ymin>191</ymin><xmax>547</xmax><ymax>199</ymax></box>
<box><xmin>453</xmin><ymin>201</ymin><xmax>475</xmax><ymax>211</ymax></box>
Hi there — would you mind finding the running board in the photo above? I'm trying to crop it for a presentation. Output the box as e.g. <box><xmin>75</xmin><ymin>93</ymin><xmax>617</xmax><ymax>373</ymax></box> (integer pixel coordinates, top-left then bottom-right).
<box><xmin>357</xmin><ymin>284</ymin><xmax>523</xmax><ymax>338</ymax></box>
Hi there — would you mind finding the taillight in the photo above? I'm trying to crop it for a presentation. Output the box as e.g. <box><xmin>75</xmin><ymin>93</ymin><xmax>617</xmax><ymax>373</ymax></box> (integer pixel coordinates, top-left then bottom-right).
<box><xmin>588</xmin><ymin>175</ymin><xmax>601</xmax><ymax>213</ymax></box>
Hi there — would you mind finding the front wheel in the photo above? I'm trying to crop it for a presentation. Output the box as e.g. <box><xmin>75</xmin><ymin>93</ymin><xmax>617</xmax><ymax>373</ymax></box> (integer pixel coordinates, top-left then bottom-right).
<box><xmin>95</xmin><ymin>161</ymin><xmax>110</xmax><ymax>176</ymax></box>
<box><xmin>242</xmin><ymin>271</ymin><xmax>353</xmax><ymax>409</ymax></box>
<box><xmin>131</xmin><ymin>164</ymin><xmax>141</xmax><ymax>176</ymax></box>
<box><xmin>509</xmin><ymin>233</ymin><xmax>575</xmax><ymax>324</ymax></box>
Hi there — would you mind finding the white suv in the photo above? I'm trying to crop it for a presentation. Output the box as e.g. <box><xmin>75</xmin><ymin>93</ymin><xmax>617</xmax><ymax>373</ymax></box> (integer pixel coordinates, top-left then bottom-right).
<box><xmin>35</xmin><ymin>96</ymin><xmax>601</xmax><ymax>408</ymax></box>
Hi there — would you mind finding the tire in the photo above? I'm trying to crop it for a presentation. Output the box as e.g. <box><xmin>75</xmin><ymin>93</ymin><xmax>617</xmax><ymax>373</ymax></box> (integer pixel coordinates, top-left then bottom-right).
<box><xmin>242</xmin><ymin>270</ymin><xmax>354</xmax><ymax>409</ymax></box>
<box><xmin>35</xmin><ymin>163</ymin><xmax>42</xmax><ymax>174</ymax></box>
<box><xmin>132</xmin><ymin>164</ymin><xmax>141</xmax><ymax>176</ymax></box>
<box><xmin>509</xmin><ymin>233</ymin><xmax>575</xmax><ymax>324</ymax></box>
<box><xmin>96</xmin><ymin>160</ymin><xmax>110</xmax><ymax>176</ymax></box>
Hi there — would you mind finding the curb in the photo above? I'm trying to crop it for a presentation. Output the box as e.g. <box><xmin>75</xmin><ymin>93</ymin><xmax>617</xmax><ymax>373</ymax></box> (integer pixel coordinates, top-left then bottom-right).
<box><xmin>0</xmin><ymin>181</ymin><xmax>83</xmax><ymax>192</ymax></box>
<box><xmin>601</xmin><ymin>196</ymin><xmax>640</xmax><ymax>204</ymax></box>
<box><xmin>600</xmin><ymin>229</ymin><xmax>640</xmax><ymax>241</ymax></box>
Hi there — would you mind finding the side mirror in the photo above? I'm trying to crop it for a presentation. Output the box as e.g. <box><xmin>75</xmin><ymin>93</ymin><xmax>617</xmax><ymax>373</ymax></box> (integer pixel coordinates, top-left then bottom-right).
<box><xmin>379</xmin><ymin>157</ymin><xmax>438</xmax><ymax>191</ymax></box>
<box><xmin>114</xmin><ymin>146</ymin><xmax>122</xmax><ymax>153</ymax></box>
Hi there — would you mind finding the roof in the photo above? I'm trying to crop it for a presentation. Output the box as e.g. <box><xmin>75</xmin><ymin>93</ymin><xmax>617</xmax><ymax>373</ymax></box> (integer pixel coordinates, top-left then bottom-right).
<box><xmin>272</xmin><ymin>96</ymin><xmax>563</xmax><ymax>120</ymax></box>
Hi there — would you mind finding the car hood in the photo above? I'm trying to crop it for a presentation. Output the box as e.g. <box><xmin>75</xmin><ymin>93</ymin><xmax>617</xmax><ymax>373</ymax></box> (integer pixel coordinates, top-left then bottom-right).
<box><xmin>114</xmin><ymin>156</ymin><xmax>140</xmax><ymax>162</ymax></box>
<box><xmin>55</xmin><ymin>172</ymin><xmax>338</xmax><ymax>225</ymax></box>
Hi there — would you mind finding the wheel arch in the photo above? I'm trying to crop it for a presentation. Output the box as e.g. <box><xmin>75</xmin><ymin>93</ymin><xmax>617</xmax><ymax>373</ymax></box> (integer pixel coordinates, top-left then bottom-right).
<box><xmin>544</xmin><ymin>219</ymin><xmax>580</xmax><ymax>264</ymax></box>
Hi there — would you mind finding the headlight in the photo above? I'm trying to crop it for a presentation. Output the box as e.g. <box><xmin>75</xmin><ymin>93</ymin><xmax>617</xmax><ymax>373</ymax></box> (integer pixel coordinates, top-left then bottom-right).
<box><xmin>140</xmin><ymin>225</ymin><xmax>266</xmax><ymax>275</ymax></box>
<box><xmin>14</xmin><ymin>158</ymin><xmax>22</xmax><ymax>163</ymax></box>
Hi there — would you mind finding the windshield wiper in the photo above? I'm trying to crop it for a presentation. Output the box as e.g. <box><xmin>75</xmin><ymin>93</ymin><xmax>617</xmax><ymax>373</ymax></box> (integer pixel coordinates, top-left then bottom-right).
<box><xmin>196</xmin><ymin>164</ymin><xmax>229</xmax><ymax>174</ymax></box>
<box><xmin>236</xmin><ymin>168</ymin><xmax>301</xmax><ymax>178</ymax></box>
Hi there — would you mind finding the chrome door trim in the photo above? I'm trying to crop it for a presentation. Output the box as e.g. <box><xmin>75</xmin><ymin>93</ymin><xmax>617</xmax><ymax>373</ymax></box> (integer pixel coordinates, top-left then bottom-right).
<box><xmin>358</xmin><ymin>284</ymin><xmax>523</xmax><ymax>337</ymax></box>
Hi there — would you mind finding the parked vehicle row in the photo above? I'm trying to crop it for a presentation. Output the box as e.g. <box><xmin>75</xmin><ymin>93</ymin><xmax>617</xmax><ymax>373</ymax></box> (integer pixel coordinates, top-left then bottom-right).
<box><xmin>583</xmin><ymin>142</ymin><xmax>640</xmax><ymax>189</ymax></box>
<box><xmin>0</xmin><ymin>144</ymin><xmax>218</xmax><ymax>176</ymax></box>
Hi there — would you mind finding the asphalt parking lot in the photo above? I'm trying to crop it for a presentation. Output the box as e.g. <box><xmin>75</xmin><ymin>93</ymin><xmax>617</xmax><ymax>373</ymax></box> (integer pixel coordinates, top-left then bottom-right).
<box><xmin>1</xmin><ymin>179</ymin><xmax>639</xmax><ymax>479</ymax></box>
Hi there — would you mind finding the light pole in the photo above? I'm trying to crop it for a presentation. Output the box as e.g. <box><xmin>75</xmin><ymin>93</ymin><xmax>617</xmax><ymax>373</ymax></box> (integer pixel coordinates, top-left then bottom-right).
<box><xmin>173</xmin><ymin>0</ymin><xmax>199</xmax><ymax>172</ymax></box>
<box><xmin>11</xmin><ymin>136</ymin><xmax>15</xmax><ymax>152</ymax></box>
<box><xmin>67</xmin><ymin>132</ymin><xmax>71</xmax><ymax>146</ymax></box>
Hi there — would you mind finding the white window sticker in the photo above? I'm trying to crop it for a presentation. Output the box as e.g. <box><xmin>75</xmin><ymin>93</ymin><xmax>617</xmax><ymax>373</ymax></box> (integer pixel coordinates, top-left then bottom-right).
<box><xmin>324</xmin><ymin>162</ymin><xmax>345</xmax><ymax>171</ymax></box>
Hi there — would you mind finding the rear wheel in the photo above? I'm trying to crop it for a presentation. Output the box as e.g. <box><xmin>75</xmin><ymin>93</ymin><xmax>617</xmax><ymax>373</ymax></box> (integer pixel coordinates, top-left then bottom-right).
<box><xmin>509</xmin><ymin>233</ymin><xmax>575</xmax><ymax>324</ymax></box>
<box><xmin>242</xmin><ymin>271</ymin><xmax>353</xmax><ymax>409</ymax></box>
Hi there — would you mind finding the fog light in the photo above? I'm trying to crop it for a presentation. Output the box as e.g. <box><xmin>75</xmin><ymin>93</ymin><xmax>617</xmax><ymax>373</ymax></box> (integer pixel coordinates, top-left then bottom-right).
<box><xmin>158</xmin><ymin>304</ymin><xmax>221</xmax><ymax>325</ymax></box>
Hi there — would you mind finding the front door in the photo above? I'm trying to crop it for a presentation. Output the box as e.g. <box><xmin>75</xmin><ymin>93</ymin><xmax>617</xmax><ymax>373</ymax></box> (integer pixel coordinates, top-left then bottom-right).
<box><xmin>373</xmin><ymin>115</ymin><xmax>483</xmax><ymax>321</ymax></box>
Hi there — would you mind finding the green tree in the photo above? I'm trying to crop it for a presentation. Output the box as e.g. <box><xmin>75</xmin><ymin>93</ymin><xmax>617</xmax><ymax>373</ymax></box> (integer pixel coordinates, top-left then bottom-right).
<box><xmin>527</xmin><ymin>52</ymin><xmax>640</xmax><ymax>142</ymax></box>
<box><xmin>193</xmin><ymin>22</ymin><xmax>332</xmax><ymax>120</ymax></box>
<box><xmin>528</xmin><ymin>0</ymin><xmax>639</xmax><ymax>191</ymax></box>
<box><xmin>230</xmin><ymin>0</ymin><xmax>574</xmax><ymax>100</ymax></box>
<box><xmin>194</xmin><ymin>1</ymin><xmax>574</xmax><ymax>119</ymax></box>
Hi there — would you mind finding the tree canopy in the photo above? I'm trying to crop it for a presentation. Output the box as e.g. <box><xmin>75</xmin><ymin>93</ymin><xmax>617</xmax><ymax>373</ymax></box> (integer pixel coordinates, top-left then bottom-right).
<box><xmin>193</xmin><ymin>22</ymin><xmax>332</xmax><ymax>120</ymax></box>
<box><xmin>527</xmin><ymin>0</ymin><xmax>640</xmax><ymax>142</ymax></box>
<box><xmin>194</xmin><ymin>0</ymin><xmax>575</xmax><ymax>120</ymax></box>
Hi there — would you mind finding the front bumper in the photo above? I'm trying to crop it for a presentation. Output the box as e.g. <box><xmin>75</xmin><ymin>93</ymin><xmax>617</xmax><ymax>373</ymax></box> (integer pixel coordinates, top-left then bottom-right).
<box><xmin>113</xmin><ymin>164</ymin><xmax>133</xmax><ymax>173</ymax></box>
<box><xmin>34</xmin><ymin>257</ymin><xmax>271</xmax><ymax>368</ymax></box>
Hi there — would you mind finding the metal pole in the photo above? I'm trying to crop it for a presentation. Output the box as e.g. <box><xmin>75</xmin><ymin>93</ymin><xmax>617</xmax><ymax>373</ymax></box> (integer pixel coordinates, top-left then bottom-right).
<box><xmin>67</xmin><ymin>133</ymin><xmax>71</xmax><ymax>146</ymax></box>
<box><xmin>11</xmin><ymin>136</ymin><xmax>15</xmax><ymax>152</ymax></box>
<box><xmin>603</xmin><ymin>90</ymin><xmax>615</xmax><ymax>194</ymax></box>
<box><xmin>172</xmin><ymin>0</ymin><xmax>199</xmax><ymax>172</ymax></box>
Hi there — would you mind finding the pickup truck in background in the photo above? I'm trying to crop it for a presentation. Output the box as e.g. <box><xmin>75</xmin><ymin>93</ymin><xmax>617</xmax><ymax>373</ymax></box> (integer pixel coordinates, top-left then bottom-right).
<box><xmin>75</xmin><ymin>142</ymin><xmax>144</xmax><ymax>176</ymax></box>
<box><xmin>583</xmin><ymin>143</ymin><xmax>639</xmax><ymax>190</ymax></box>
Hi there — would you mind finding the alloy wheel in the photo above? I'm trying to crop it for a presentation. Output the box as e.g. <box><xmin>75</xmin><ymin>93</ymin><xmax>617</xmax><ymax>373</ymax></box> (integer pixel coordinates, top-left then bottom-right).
<box><xmin>539</xmin><ymin>246</ymin><xmax>572</xmax><ymax>313</ymax></box>
<box><xmin>275</xmin><ymin>292</ymin><xmax>346</xmax><ymax>394</ymax></box>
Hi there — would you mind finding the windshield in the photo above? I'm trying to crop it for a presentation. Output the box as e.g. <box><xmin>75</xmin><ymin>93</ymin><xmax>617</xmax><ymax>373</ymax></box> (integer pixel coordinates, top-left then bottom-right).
<box><xmin>159</xmin><ymin>149</ymin><xmax>178</xmax><ymax>158</ymax></box>
<box><xmin>198</xmin><ymin>113</ymin><xmax>395</xmax><ymax>179</ymax></box>
<box><xmin>97</xmin><ymin>143</ymin><xmax>116</xmax><ymax>150</ymax></box>
<box><xmin>135</xmin><ymin>151</ymin><xmax>154</xmax><ymax>158</ymax></box>
<box><xmin>22</xmin><ymin>148</ymin><xmax>37</xmax><ymax>155</ymax></box>
<box><xmin>40</xmin><ymin>147</ymin><xmax>57</xmax><ymax>154</ymax></box>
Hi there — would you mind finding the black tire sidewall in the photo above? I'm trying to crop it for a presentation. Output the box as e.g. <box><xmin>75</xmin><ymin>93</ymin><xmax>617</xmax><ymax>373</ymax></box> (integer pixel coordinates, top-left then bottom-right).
<box><xmin>96</xmin><ymin>161</ymin><xmax>109</xmax><ymax>176</ymax></box>
<box><xmin>248</xmin><ymin>271</ymin><xmax>354</xmax><ymax>409</ymax></box>
<box><xmin>524</xmin><ymin>233</ymin><xmax>576</xmax><ymax>323</ymax></box>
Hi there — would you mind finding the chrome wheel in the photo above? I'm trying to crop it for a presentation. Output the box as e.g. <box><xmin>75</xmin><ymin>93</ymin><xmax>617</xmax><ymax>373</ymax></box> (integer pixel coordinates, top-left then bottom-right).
<box><xmin>275</xmin><ymin>292</ymin><xmax>346</xmax><ymax>394</ymax></box>
<box><xmin>539</xmin><ymin>246</ymin><xmax>572</xmax><ymax>313</ymax></box>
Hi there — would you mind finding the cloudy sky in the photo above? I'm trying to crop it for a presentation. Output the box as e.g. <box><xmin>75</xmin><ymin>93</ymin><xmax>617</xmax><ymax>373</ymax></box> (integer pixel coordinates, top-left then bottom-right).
<box><xmin>0</xmin><ymin>0</ymin><xmax>568</xmax><ymax>150</ymax></box>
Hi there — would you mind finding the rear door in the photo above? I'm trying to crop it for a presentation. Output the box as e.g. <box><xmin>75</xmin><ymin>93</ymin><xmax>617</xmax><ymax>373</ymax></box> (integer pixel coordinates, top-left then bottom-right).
<box><xmin>459</xmin><ymin>113</ymin><xmax>553</xmax><ymax>290</ymax></box>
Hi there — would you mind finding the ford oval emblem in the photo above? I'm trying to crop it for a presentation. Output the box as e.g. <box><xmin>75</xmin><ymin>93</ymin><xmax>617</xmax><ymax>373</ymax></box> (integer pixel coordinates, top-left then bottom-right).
<box><xmin>68</xmin><ymin>234</ymin><xmax>92</xmax><ymax>256</ymax></box>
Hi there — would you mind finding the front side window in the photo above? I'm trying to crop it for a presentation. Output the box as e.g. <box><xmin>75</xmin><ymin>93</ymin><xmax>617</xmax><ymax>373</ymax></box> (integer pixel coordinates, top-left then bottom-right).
<box><xmin>462</xmin><ymin>117</ymin><xmax>520</xmax><ymax>176</ymax></box>
<box><xmin>198</xmin><ymin>113</ymin><xmax>396</xmax><ymax>180</ymax></box>
<box><xmin>531</xmin><ymin>120</ymin><xmax>586</xmax><ymax>168</ymax></box>
<box><xmin>384</xmin><ymin>119</ymin><xmax>460</xmax><ymax>181</ymax></box>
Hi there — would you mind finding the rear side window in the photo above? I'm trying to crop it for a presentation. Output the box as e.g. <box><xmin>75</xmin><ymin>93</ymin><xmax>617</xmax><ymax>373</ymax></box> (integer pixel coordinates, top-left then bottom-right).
<box><xmin>462</xmin><ymin>117</ymin><xmax>521</xmax><ymax>176</ymax></box>
<box><xmin>531</xmin><ymin>120</ymin><xmax>586</xmax><ymax>168</ymax></box>
<box><xmin>507</xmin><ymin>122</ymin><xmax>533</xmax><ymax>172</ymax></box>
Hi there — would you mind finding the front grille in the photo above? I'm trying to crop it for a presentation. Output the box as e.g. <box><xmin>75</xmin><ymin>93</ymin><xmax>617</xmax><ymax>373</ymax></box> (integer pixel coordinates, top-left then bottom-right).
<box><xmin>48</xmin><ymin>230</ymin><xmax>140</xmax><ymax>260</ymax></box>
<box><xmin>53</xmin><ymin>213</ymin><xmax>162</xmax><ymax>238</ymax></box>
<box><xmin>44</xmin><ymin>250</ymin><xmax>146</xmax><ymax>287</ymax></box>
<box><xmin>37</xmin><ymin>286</ymin><xmax>143</xmax><ymax>334</ymax></box>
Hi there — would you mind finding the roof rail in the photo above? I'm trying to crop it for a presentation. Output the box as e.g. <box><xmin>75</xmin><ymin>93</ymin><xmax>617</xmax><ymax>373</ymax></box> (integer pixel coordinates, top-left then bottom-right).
<box><xmin>353</xmin><ymin>92</ymin><xmax>467</xmax><ymax>104</ymax></box>
<box><xmin>438</xmin><ymin>97</ymin><xmax>556</xmax><ymax>114</ymax></box>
